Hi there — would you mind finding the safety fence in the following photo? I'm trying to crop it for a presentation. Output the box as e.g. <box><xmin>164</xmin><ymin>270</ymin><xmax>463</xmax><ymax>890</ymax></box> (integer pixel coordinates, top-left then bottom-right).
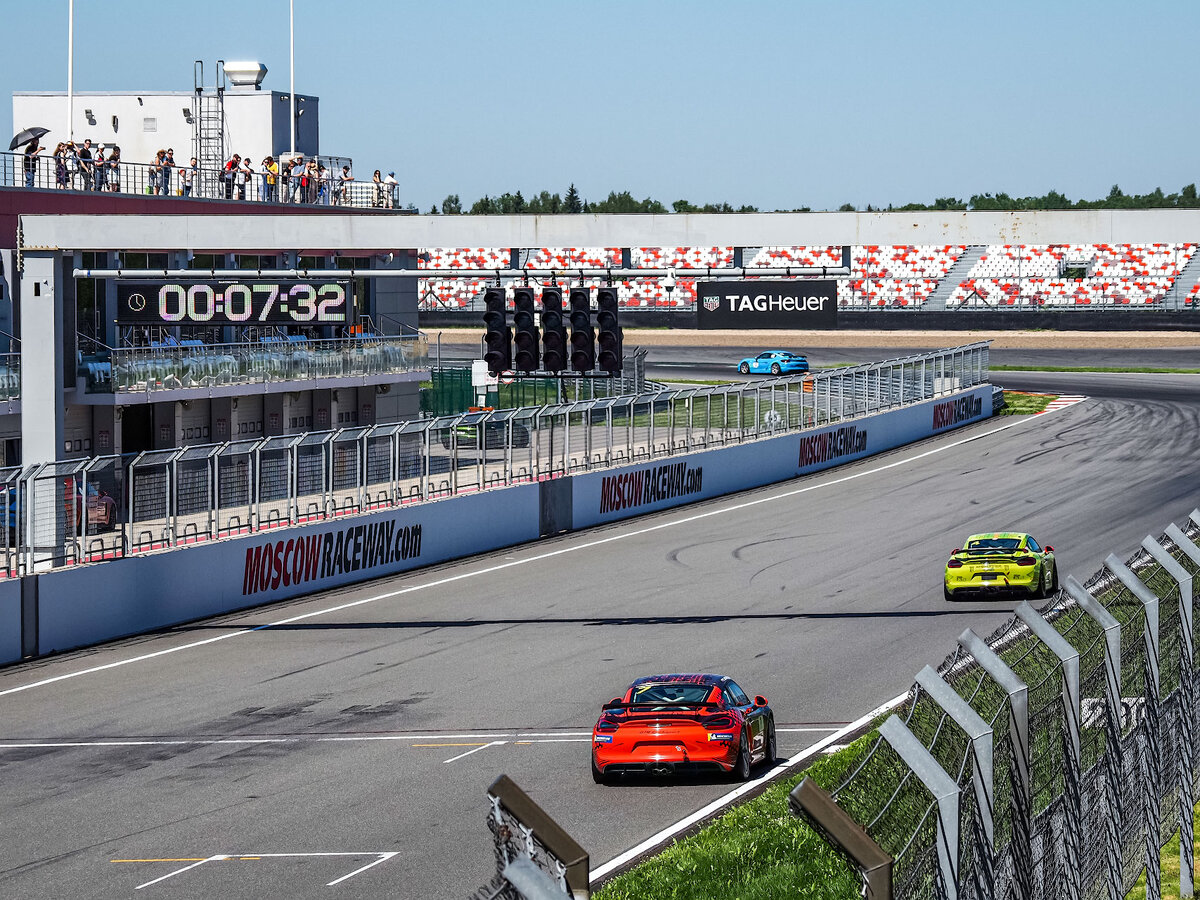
<box><xmin>78</xmin><ymin>333</ymin><xmax>428</xmax><ymax>394</ymax></box>
<box><xmin>0</xmin><ymin>343</ymin><xmax>987</xmax><ymax>578</ymax></box>
<box><xmin>0</xmin><ymin>149</ymin><xmax>408</xmax><ymax>210</ymax></box>
<box><xmin>797</xmin><ymin>508</ymin><xmax>1200</xmax><ymax>900</ymax></box>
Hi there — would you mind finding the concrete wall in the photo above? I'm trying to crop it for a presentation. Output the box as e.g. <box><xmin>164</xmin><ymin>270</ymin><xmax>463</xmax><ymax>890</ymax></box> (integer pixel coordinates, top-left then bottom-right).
<box><xmin>0</xmin><ymin>578</ymin><xmax>19</xmax><ymax>665</ymax></box>
<box><xmin>13</xmin><ymin>90</ymin><xmax>319</xmax><ymax>170</ymax></box>
<box><xmin>24</xmin><ymin>209</ymin><xmax>1200</xmax><ymax>254</ymax></box>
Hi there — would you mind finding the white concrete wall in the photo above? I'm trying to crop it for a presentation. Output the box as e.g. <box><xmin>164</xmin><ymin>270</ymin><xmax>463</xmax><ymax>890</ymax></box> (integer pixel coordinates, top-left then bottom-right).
<box><xmin>23</xmin><ymin>209</ymin><xmax>1200</xmax><ymax>256</ymax></box>
<box><xmin>13</xmin><ymin>90</ymin><xmax>318</xmax><ymax>169</ymax></box>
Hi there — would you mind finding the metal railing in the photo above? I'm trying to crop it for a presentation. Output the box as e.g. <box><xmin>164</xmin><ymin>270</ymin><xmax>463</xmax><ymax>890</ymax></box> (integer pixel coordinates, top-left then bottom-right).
<box><xmin>0</xmin><ymin>149</ymin><xmax>411</xmax><ymax>210</ymax></box>
<box><xmin>0</xmin><ymin>343</ymin><xmax>988</xmax><ymax>577</ymax></box>
<box><xmin>799</xmin><ymin>508</ymin><xmax>1200</xmax><ymax>900</ymax></box>
<box><xmin>78</xmin><ymin>333</ymin><xmax>429</xmax><ymax>394</ymax></box>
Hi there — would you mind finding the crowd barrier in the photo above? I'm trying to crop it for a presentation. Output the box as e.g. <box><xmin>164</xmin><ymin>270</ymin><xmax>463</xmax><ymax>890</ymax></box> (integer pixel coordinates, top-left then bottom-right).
<box><xmin>1</xmin><ymin>345</ymin><xmax>992</xmax><ymax>665</ymax></box>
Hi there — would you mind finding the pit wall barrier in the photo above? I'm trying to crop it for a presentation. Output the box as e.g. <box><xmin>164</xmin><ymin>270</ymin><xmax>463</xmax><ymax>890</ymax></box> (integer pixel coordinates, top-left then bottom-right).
<box><xmin>8</xmin><ymin>386</ymin><xmax>992</xmax><ymax>664</ymax></box>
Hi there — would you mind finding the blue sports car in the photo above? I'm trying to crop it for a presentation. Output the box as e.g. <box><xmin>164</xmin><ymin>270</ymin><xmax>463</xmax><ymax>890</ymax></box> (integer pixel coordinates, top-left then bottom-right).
<box><xmin>737</xmin><ymin>351</ymin><xmax>809</xmax><ymax>376</ymax></box>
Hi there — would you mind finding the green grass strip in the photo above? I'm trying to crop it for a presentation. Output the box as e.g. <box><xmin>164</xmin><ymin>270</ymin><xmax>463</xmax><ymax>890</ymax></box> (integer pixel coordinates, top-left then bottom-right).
<box><xmin>991</xmin><ymin>365</ymin><xmax>1200</xmax><ymax>374</ymax></box>
<box><xmin>594</xmin><ymin>730</ymin><xmax>881</xmax><ymax>900</ymax></box>
<box><xmin>998</xmin><ymin>393</ymin><xmax>1055</xmax><ymax>415</ymax></box>
<box><xmin>1130</xmin><ymin>803</ymin><xmax>1199</xmax><ymax>899</ymax></box>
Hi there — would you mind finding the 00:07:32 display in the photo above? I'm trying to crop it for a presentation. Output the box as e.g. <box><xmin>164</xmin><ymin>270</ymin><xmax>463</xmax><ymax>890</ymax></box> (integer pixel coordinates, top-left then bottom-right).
<box><xmin>156</xmin><ymin>283</ymin><xmax>347</xmax><ymax>323</ymax></box>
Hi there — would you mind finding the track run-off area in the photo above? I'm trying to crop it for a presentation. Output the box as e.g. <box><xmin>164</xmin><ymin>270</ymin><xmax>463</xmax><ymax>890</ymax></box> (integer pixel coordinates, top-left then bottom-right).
<box><xmin>2</xmin><ymin>368</ymin><xmax>1199</xmax><ymax>899</ymax></box>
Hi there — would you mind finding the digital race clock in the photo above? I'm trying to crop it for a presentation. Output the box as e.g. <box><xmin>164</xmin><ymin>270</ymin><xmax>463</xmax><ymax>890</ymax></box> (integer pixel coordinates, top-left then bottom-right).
<box><xmin>115</xmin><ymin>280</ymin><xmax>352</xmax><ymax>325</ymax></box>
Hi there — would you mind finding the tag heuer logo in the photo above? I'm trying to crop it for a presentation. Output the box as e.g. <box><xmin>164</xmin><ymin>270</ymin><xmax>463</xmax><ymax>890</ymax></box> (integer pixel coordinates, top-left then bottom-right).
<box><xmin>703</xmin><ymin>296</ymin><xmax>720</xmax><ymax>312</ymax></box>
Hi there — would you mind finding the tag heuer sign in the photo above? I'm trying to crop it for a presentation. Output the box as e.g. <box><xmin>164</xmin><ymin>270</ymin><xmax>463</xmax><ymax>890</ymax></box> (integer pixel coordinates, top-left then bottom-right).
<box><xmin>696</xmin><ymin>280</ymin><xmax>838</xmax><ymax>329</ymax></box>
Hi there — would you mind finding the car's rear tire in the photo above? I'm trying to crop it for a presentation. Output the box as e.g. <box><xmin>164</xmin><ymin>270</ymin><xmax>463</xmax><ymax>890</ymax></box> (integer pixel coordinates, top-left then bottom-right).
<box><xmin>591</xmin><ymin>756</ymin><xmax>610</xmax><ymax>785</ymax></box>
<box><xmin>943</xmin><ymin>584</ymin><xmax>955</xmax><ymax>601</ymax></box>
<box><xmin>762</xmin><ymin>718</ymin><xmax>777</xmax><ymax>770</ymax></box>
<box><xmin>730</xmin><ymin>730</ymin><xmax>752</xmax><ymax>782</ymax></box>
<box><xmin>1049</xmin><ymin>564</ymin><xmax>1059</xmax><ymax>594</ymax></box>
<box><xmin>770</xmin><ymin>363</ymin><xmax>781</xmax><ymax>375</ymax></box>
<box><xmin>1033</xmin><ymin>567</ymin><xmax>1048</xmax><ymax>599</ymax></box>
<box><xmin>739</xmin><ymin>362</ymin><xmax>750</xmax><ymax>374</ymax></box>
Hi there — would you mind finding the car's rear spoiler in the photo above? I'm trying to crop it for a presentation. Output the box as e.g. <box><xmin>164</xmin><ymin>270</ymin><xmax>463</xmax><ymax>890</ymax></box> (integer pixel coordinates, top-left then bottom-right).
<box><xmin>602</xmin><ymin>701</ymin><xmax>722</xmax><ymax>711</ymax></box>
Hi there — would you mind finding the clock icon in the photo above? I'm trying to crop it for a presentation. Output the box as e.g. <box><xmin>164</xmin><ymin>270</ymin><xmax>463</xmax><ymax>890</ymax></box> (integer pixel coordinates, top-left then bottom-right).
<box><xmin>127</xmin><ymin>292</ymin><xmax>146</xmax><ymax>312</ymax></box>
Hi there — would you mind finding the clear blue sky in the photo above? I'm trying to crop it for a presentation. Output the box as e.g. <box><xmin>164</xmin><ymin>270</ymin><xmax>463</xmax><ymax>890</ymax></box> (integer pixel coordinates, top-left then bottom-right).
<box><xmin>3</xmin><ymin>0</ymin><xmax>1197</xmax><ymax>212</ymax></box>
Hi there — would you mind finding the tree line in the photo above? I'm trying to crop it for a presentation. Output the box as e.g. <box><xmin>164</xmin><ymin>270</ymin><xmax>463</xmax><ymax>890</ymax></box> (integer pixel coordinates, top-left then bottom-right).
<box><xmin>429</xmin><ymin>183</ymin><xmax>1200</xmax><ymax>215</ymax></box>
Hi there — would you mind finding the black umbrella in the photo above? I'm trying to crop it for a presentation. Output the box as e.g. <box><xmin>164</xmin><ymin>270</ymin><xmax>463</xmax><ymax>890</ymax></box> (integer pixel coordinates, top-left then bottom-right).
<box><xmin>9</xmin><ymin>126</ymin><xmax>50</xmax><ymax>151</ymax></box>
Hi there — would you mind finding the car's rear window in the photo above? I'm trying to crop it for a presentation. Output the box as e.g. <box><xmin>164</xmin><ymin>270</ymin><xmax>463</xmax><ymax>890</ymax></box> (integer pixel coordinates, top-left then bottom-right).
<box><xmin>966</xmin><ymin>537</ymin><xmax>1021</xmax><ymax>551</ymax></box>
<box><xmin>632</xmin><ymin>683</ymin><xmax>714</xmax><ymax>705</ymax></box>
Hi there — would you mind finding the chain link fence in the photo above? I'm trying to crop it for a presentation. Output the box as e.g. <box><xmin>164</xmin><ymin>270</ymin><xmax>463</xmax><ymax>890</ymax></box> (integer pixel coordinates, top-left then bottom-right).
<box><xmin>803</xmin><ymin>508</ymin><xmax>1200</xmax><ymax>900</ymax></box>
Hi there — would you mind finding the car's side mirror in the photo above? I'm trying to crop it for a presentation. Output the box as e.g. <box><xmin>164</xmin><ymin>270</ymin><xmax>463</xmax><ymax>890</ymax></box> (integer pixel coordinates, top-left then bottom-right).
<box><xmin>1044</xmin><ymin>546</ymin><xmax>1053</xmax><ymax>553</ymax></box>
<box><xmin>951</xmin><ymin>548</ymin><xmax>961</xmax><ymax>555</ymax></box>
<box><xmin>611</xmin><ymin>698</ymin><xmax>621</xmax><ymax>705</ymax></box>
<box><xmin>753</xmin><ymin>695</ymin><xmax>768</xmax><ymax>708</ymax></box>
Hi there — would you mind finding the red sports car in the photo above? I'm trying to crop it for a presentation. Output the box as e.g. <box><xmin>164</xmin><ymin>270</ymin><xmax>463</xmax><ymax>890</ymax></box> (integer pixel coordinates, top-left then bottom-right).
<box><xmin>591</xmin><ymin>673</ymin><xmax>777</xmax><ymax>783</ymax></box>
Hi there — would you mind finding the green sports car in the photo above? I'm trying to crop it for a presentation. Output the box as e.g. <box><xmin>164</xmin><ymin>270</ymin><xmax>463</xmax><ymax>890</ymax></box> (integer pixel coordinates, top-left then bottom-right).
<box><xmin>943</xmin><ymin>532</ymin><xmax>1057</xmax><ymax>601</ymax></box>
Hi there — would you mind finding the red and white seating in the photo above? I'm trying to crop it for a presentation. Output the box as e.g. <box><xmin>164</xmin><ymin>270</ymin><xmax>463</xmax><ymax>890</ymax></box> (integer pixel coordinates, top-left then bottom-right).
<box><xmin>949</xmin><ymin>243</ymin><xmax>1196</xmax><ymax>307</ymax></box>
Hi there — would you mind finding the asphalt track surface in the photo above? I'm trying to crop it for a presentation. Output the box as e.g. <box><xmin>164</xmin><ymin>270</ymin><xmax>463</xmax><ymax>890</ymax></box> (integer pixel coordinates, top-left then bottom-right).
<box><xmin>2</xmin><ymin>372</ymin><xmax>1199</xmax><ymax>899</ymax></box>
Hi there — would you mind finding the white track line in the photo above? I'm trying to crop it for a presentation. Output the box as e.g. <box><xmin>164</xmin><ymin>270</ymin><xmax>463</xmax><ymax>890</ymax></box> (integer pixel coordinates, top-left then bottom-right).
<box><xmin>443</xmin><ymin>740</ymin><xmax>505</xmax><ymax>763</ymax></box>
<box><xmin>588</xmin><ymin>689</ymin><xmax>910</xmax><ymax>883</ymax></box>
<box><xmin>0</xmin><ymin>410</ymin><xmax>1053</xmax><ymax>701</ymax></box>
<box><xmin>135</xmin><ymin>855</ymin><xmax>227</xmax><ymax>890</ymax></box>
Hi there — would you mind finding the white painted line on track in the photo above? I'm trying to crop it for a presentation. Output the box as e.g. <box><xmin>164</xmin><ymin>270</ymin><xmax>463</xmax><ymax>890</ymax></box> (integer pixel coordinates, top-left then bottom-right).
<box><xmin>776</xmin><ymin>726</ymin><xmax>845</xmax><ymax>733</ymax></box>
<box><xmin>588</xmin><ymin>688</ymin><xmax>911</xmax><ymax>884</ymax></box>
<box><xmin>135</xmin><ymin>855</ymin><xmax>228</xmax><ymax>890</ymax></box>
<box><xmin>326</xmin><ymin>852</ymin><xmax>399</xmax><ymax>887</ymax></box>
<box><xmin>443</xmin><ymin>739</ymin><xmax>505</xmax><ymax>763</ymax></box>
<box><xmin>0</xmin><ymin>410</ymin><xmax>1050</xmax><ymax>701</ymax></box>
<box><xmin>0</xmin><ymin>731</ymin><xmax>596</xmax><ymax>750</ymax></box>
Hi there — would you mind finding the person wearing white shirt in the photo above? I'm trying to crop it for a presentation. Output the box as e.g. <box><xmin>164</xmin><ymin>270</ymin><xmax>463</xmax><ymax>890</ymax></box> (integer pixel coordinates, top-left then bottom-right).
<box><xmin>383</xmin><ymin>171</ymin><xmax>398</xmax><ymax>209</ymax></box>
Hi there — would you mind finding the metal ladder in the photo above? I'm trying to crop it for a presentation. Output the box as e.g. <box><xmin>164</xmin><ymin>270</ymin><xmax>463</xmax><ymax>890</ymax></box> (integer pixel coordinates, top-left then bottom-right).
<box><xmin>192</xmin><ymin>60</ymin><xmax>227</xmax><ymax>199</ymax></box>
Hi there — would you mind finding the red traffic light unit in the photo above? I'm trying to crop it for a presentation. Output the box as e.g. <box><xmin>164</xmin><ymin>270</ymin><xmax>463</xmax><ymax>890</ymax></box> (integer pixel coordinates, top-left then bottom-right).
<box><xmin>482</xmin><ymin>287</ymin><xmax>511</xmax><ymax>375</ymax></box>
<box><xmin>568</xmin><ymin>287</ymin><xmax>594</xmax><ymax>372</ymax></box>
<box><xmin>595</xmin><ymin>286</ymin><xmax>623</xmax><ymax>375</ymax></box>
<box><xmin>541</xmin><ymin>287</ymin><xmax>567</xmax><ymax>372</ymax></box>
<box><xmin>512</xmin><ymin>286</ymin><xmax>539</xmax><ymax>372</ymax></box>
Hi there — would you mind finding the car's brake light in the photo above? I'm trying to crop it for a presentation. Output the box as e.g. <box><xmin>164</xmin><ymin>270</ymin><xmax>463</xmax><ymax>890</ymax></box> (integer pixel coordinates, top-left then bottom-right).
<box><xmin>946</xmin><ymin>560</ymin><xmax>963</xmax><ymax>568</ymax></box>
<box><xmin>595</xmin><ymin>718</ymin><xmax>619</xmax><ymax>732</ymax></box>
<box><xmin>1015</xmin><ymin>556</ymin><xmax>1037</xmax><ymax>566</ymax></box>
<box><xmin>702</xmin><ymin>714</ymin><xmax>735</xmax><ymax>730</ymax></box>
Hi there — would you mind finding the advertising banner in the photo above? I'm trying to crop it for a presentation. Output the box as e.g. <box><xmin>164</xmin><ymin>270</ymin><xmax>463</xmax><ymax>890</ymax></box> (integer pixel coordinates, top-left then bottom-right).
<box><xmin>696</xmin><ymin>280</ymin><xmax>838</xmax><ymax>329</ymax></box>
<box><xmin>573</xmin><ymin>386</ymin><xmax>993</xmax><ymax>529</ymax></box>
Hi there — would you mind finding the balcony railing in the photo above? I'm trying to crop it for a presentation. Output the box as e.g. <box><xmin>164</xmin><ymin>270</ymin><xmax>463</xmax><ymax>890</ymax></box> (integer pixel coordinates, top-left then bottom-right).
<box><xmin>1</xmin><ymin>149</ymin><xmax>412</xmax><ymax>211</ymax></box>
<box><xmin>80</xmin><ymin>334</ymin><xmax>428</xmax><ymax>394</ymax></box>
<box><xmin>0</xmin><ymin>354</ymin><xmax>18</xmax><ymax>401</ymax></box>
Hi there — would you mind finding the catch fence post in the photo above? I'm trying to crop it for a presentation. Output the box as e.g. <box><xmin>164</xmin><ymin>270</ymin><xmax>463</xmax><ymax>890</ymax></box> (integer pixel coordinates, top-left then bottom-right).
<box><xmin>879</xmin><ymin>716</ymin><xmax>960</xmax><ymax>900</ymax></box>
<box><xmin>789</xmin><ymin>778</ymin><xmax>892</xmax><ymax>900</ymax></box>
<box><xmin>1066</xmin><ymin>576</ymin><xmax>1124</xmax><ymax>900</ymax></box>
<box><xmin>1106</xmin><ymin>553</ymin><xmax>1162</xmax><ymax>900</ymax></box>
<box><xmin>1014</xmin><ymin>601</ymin><xmax>1081</xmax><ymax>900</ymax></box>
<box><xmin>1145</xmin><ymin>531</ymin><xmax>1196</xmax><ymax>899</ymax></box>
<box><xmin>916</xmin><ymin>665</ymin><xmax>995</xmax><ymax>900</ymax></box>
<box><xmin>959</xmin><ymin>629</ymin><xmax>1033</xmax><ymax>900</ymax></box>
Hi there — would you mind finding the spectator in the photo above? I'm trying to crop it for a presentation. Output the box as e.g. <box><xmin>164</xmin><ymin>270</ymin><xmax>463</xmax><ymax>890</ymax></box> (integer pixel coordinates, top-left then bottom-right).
<box><xmin>290</xmin><ymin>156</ymin><xmax>306</xmax><ymax>202</ymax></box>
<box><xmin>179</xmin><ymin>156</ymin><xmax>197</xmax><ymax>197</ymax></box>
<box><xmin>93</xmin><ymin>144</ymin><xmax>107</xmax><ymax>191</ymax></box>
<box><xmin>372</xmin><ymin>169</ymin><xmax>383</xmax><ymax>207</ymax></box>
<box><xmin>65</xmin><ymin>142</ymin><xmax>81</xmax><ymax>188</ymax></box>
<box><xmin>106</xmin><ymin>146</ymin><xmax>121</xmax><ymax>192</ymax></box>
<box><xmin>162</xmin><ymin>148</ymin><xmax>176</xmax><ymax>195</ymax></box>
<box><xmin>384</xmin><ymin>171</ymin><xmax>398</xmax><ymax>209</ymax></box>
<box><xmin>235</xmin><ymin>154</ymin><xmax>251</xmax><ymax>200</ymax></box>
<box><xmin>78</xmin><ymin>139</ymin><xmax>94</xmax><ymax>190</ymax></box>
<box><xmin>260</xmin><ymin>156</ymin><xmax>275</xmax><ymax>202</ymax></box>
<box><xmin>150</xmin><ymin>149</ymin><xmax>164</xmax><ymax>195</ymax></box>
<box><xmin>335</xmin><ymin>164</ymin><xmax>352</xmax><ymax>206</ymax></box>
<box><xmin>305</xmin><ymin>160</ymin><xmax>319</xmax><ymax>203</ymax></box>
<box><xmin>22</xmin><ymin>142</ymin><xmax>40</xmax><ymax>189</ymax></box>
<box><xmin>316</xmin><ymin>164</ymin><xmax>328</xmax><ymax>204</ymax></box>
<box><xmin>223</xmin><ymin>153</ymin><xmax>240</xmax><ymax>199</ymax></box>
<box><xmin>52</xmin><ymin>142</ymin><xmax>68</xmax><ymax>189</ymax></box>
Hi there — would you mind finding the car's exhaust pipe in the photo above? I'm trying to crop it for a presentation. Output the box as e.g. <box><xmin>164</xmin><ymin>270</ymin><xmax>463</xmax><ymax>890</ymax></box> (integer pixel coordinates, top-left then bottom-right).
<box><xmin>648</xmin><ymin>763</ymin><xmax>675</xmax><ymax>777</ymax></box>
